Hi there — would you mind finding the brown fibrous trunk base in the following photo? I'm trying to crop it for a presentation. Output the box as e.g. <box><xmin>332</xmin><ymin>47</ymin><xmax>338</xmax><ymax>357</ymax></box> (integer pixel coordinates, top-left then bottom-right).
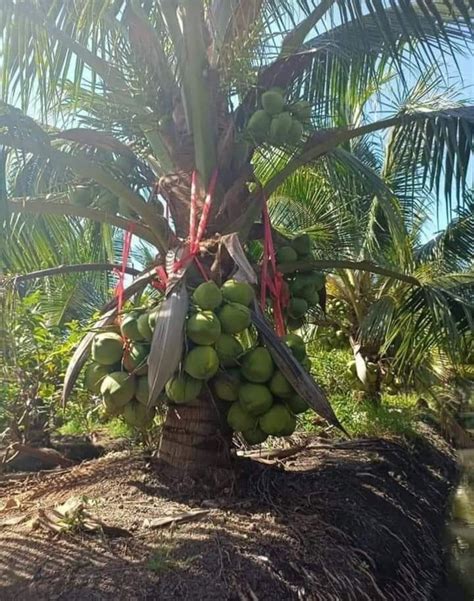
<box><xmin>157</xmin><ymin>399</ymin><xmax>232</xmax><ymax>476</ymax></box>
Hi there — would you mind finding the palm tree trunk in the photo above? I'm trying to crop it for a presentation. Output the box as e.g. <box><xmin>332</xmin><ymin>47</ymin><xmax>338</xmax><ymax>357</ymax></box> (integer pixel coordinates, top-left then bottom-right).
<box><xmin>158</xmin><ymin>396</ymin><xmax>232</xmax><ymax>472</ymax></box>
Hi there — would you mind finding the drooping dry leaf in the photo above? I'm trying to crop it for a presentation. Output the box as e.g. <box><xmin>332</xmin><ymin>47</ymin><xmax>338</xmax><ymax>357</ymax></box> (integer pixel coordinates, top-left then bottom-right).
<box><xmin>221</xmin><ymin>233</ymin><xmax>258</xmax><ymax>284</ymax></box>
<box><xmin>251</xmin><ymin>304</ymin><xmax>347</xmax><ymax>433</ymax></box>
<box><xmin>353</xmin><ymin>345</ymin><xmax>369</xmax><ymax>387</ymax></box>
<box><xmin>148</xmin><ymin>281</ymin><xmax>189</xmax><ymax>407</ymax></box>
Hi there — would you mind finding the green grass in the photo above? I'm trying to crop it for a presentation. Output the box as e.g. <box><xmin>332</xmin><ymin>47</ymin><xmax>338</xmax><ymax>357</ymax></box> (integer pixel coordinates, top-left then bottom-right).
<box><xmin>57</xmin><ymin>416</ymin><xmax>134</xmax><ymax>439</ymax></box>
<box><xmin>305</xmin><ymin>347</ymin><xmax>421</xmax><ymax>439</ymax></box>
<box><xmin>300</xmin><ymin>392</ymin><xmax>421</xmax><ymax>439</ymax></box>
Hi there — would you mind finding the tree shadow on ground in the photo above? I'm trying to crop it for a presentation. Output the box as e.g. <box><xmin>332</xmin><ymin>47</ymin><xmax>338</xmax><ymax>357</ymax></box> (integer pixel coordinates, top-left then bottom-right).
<box><xmin>0</xmin><ymin>433</ymin><xmax>457</xmax><ymax>601</ymax></box>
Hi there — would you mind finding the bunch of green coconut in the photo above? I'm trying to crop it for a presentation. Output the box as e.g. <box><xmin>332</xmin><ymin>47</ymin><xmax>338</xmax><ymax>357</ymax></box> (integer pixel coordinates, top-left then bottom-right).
<box><xmin>346</xmin><ymin>358</ymin><xmax>402</xmax><ymax>394</ymax></box>
<box><xmin>69</xmin><ymin>176</ymin><xmax>163</xmax><ymax>220</ymax></box>
<box><xmin>83</xmin><ymin>306</ymin><xmax>160</xmax><ymax>429</ymax></box>
<box><xmin>164</xmin><ymin>279</ymin><xmax>311</xmax><ymax>445</ymax></box>
<box><xmin>274</xmin><ymin>234</ymin><xmax>326</xmax><ymax>330</ymax></box>
<box><xmin>246</xmin><ymin>88</ymin><xmax>311</xmax><ymax>147</ymax></box>
<box><xmin>314</xmin><ymin>297</ymin><xmax>349</xmax><ymax>349</ymax></box>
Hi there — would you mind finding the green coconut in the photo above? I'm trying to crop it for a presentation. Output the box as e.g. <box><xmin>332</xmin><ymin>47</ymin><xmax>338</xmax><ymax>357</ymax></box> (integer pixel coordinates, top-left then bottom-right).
<box><xmin>215</xmin><ymin>334</ymin><xmax>243</xmax><ymax>367</ymax></box>
<box><xmin>241</xmin><ymin>347</ymin><xmax>274</xmax><ymax>383</ymax></box>
<box><xmin>241</xmin><ymin>426</ymin><xmax>268</xmax><ymax>445</ymax></box>
<box><xmin>290</xmin><ymin>273</ymin><xmax>317</xmax><ymax>296</ymax></box>
<box><xmin>269</xmin><ymin>112</ymin><xmax>293</xmax><ymax>145</ymax></box>
<box><xmin>212</xmin><ymin>369</ymin><xmax>241</xmax><ymax>402</ymax></box>
<box><xmin>116</xmin><ymin>154</ymin><xmax>135</xmax><ymax>174</ymax></box>
<box><xmin>100</xmin><ymin>371</ymin><xmax>136</xmax><ymax>409</ymax></box>
<box><xmin>261</xmin><ymin>90</ymin><xmax>285</xmax><ymax>115</ymax></box>
<box><xmin>302</xmin><ymin>288</ymin><xmax>319</xmax><ymax>306</ymax></box>
<box><xmin>166</xmin><ymin>373</ymin><xmax>203</xmax><ymax>403</ymax></box>
<box><xmin>227</xmin><ymin>402</ymin><xmax>257</xmax><ymax>432</ymax></box>
<box><xmin>184</xmin><ymin>346</ymin><xmax>220</xmax><ymax>380</ymax></box>
<box><xmin>259</xmin><ymin>403</ymin><xmax>295</xmax><ymax>436</ymax></box>
<box><xmin>295</xmin><ymin>283</ymin><xmax>315</xmax><ymax>302</ymax></box>
<box><xmin>279</xmin><ymin>410</ymin><xmax>297</xmax><ymax>436</ymax></box>
<box><xmin>311</xmin><ymin>271</ymin><xmax>326</xmax><ymax>291</ymax></box>
<box><xmin>291</xmin><ymin>100</ymin><xmax>312</xmax><ymax>121</ymax></box>
<box><xmin>288</xmin><ymin>297</ymin><xmax>308</xmax><ymax>319</ymax></box>
<box><xmin>121</xmin><ymin>311</ymin><xmax>144</xmax><ymax>341</ymax></box>
<box><xmin>286</xmin><ymin>394</ymin><xmax>309</xmax><ymax>414</ymax></box>
<box><xmin>123</xmin><ymin>400</ymin><xmax>154</xmax><ymax>429</ymax></box>
<box><xmin>123</xmin><ymin>342</ymin><xmax>150</xmax><ymax>375</ymax></box>
<box><xmin>269</xmin><ymin>371</ymin><xmax>293</xmax><ymax>398</ymax></box>
<box><xmin>287</xmin><ymin>118</ymin><xmax>304</xmax><ymax>145</ymax></box>
<box><xmin>95</xmin><ymin>190</ymin><xmax>118</xmax><ymax>213</ymax></box>
<box><xmin>84</xmin><ymin>362</ymin><xmax>110</xmax><ymax>394</ymax></box>
<box><xmin>247</xmin><ymin>110</ymin><xmax>271</xmax><ymax>141</ymax></box>
<box><xmin>301</xmin><ymin>357</ymin><xmax>312</xmax><ymax>371</ymax></box>
<box><xmin>137</xmin><ymin>313</ymin><xmax>153</xmax><ymax>342</ymax></box>
<box><xmin>149</xmin><ymin>309</ymin><xmax>160</xmax><ymax>330</ymax></box>
<box><xmin>69</xmin><ymin>185</ymin><xmax>93</xmax><ymax>207</ymax></box>
<box><xmin>221</xmin><ymin>280</ymin><xmax>254</xmax><ymax>306</ymax></box>
<box><xmin>239</xmin><ymin>383</ymin><xmax>273</xmax><ymax>416</ymax></box>
<box><xmin>218</xmin><ymin>303</ymin><xmax>251</xmax><ymax>335</ymax></box>
<box><xmin>92</xmin><ymin>332</ymin><xmax>124</xmax><ymax>366</ymax></box>
<box><xmin>276</xmin><ymin>246</ymin><xmax>298</xmax><ymax>264</ymax></box>
<box><xmin>287</xmin><ymin>317</ymin><xmax>305</xmax><ymax>330</ymax></box>
<box><xmin>186</xmin><ymin>311</ymin><xmax>221</xmax><ymax>345</ymax></box>
<box><xmin>292</xmin><ymin>234</ymin><xmax>312</xmax><ymax>256</ymax></box>
<box><xmin>118</xmin><ymin>198</ymin><xmax>139</xmax><ymax>220</ymax></box>
<box><xmin>135</xmin><ymin>376</ymin><xmax>150</xmax><ymax>405</ymax></box>
<box><xmin>193</xmin><ymin>281</ymin><xmax>223</xmax><ymax>310</ymax></box>
<box><xmin>281</xmin><ymin>333</ymin><xmax>306</xmax><ymax>361</ymax></box>
<box><xmin>366</xmin><ymin>362</ymin><xmax>378</xmax><ymax>383</ymax></box>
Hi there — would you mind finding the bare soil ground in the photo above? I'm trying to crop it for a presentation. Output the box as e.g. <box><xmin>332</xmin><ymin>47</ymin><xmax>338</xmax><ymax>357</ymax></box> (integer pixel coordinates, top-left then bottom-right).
<box><xmin>0</xmin><ymin>429</ymin><xmax>457</xmax><ymax>601</ymax></box>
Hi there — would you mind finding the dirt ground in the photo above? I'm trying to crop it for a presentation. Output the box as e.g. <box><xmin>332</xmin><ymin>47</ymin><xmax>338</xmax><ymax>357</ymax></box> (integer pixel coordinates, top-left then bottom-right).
<box><xmin>0</xmin><ymin>429</ymin><xmax>457</xmax><ymax>601</ymax></box>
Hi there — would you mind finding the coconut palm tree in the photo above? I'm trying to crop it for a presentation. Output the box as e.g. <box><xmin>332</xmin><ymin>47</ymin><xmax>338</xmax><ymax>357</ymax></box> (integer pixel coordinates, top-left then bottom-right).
<box><xmin>1</xmin><ymin>1</ymin><xmax>474</xmax><ymax>473</ymax></box>
<box><xmin>266</xmin><ymin>70</ymin><xmax>474</xmax><ymax>401</ymax></box>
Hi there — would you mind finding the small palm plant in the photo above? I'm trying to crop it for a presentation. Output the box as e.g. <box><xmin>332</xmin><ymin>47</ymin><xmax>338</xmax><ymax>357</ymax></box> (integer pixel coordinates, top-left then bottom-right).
<box><xmin>1</xmin><ymin>1</ymin><xmax>473</xmax><ymax>473</ymax></box>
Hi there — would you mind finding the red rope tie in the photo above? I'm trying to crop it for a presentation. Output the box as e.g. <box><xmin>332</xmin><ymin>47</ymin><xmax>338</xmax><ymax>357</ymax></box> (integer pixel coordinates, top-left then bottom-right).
<box><xmin>152</xmin><ymin>265</ymin><xmax>168</xmax><ymax>292</ymax></box>
<box><xmin>261</xmin><ymin>195</ymin><xmax>286</xmax><ymax>337</ymax></box>
<box><xmin>172</xmin><ymin>169</ymin><xmax>218</xmax><ymax>279</ymax></box>
<box><xmin>114</xmin><ymin>224</ymin><xmax>135</xmax><ymax>319</ymax></box>
<box><xmin>151</xmin><ymin>170</ymin><xmax>217</xmax><ymax>289</ymax></box>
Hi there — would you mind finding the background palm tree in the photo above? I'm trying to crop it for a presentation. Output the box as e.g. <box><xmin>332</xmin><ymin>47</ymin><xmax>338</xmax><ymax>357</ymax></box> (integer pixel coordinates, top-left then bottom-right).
<box><xmin>0</xmin><ymin>0</ymin><xmax>473</xmax><ymax>472</ymax></box>
<box><xmin>265</xmin><ymin>69</ymin><xmax>474</xmax><ymax>400</ymax></box>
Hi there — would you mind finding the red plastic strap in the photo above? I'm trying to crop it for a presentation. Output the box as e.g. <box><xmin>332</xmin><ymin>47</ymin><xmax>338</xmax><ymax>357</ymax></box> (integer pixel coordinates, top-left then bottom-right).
<box><xmin>115</xmin><ymin>224</ymin><xmax>135</xmax><ymax>318</ymax></box>
<box><xmin>172</xmin><ymin>169</ymin><xmax>217</xmax><ymax>278</ymax></box>
<box><xmin>152</xmin><ymin>265</ymin><xmax>168</xmax><ymax>291</ymax></box>
<box><xmin>189</xmin><ymin>171</ymin><xmax>198</xmax><ymax>251</ymax></box>
<box><xmin>261</xmin><ymin>195</ymin><xmax>286</xmax><ymax>336</ymax></box>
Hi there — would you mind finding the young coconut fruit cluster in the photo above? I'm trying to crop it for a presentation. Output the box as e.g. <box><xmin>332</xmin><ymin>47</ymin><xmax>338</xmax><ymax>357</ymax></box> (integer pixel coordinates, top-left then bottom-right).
<box><xmin>246</xmin><ymin>88</ymin><xmax>310</xmax><ymax>147</ymax></box>
<box><xmin>315</xmin><ymin>298</ymin><xmax>349</xmax><ymax>349</ymax></box>
<box><xmin>222</xmin><ymin>331</ymin><xmax>311</xmax><ymax>445</ymax></box>
<box><xmin>163</xmin><ymin>279</ymin><xmax>311</xmax><ymax>446</ymax></box>
<box><xmin>276</xmin><ymin>234</ymin><xmax>325</xmax><ymax>330</ymax></box>
<box><xmin>83</xmin><ymin>306</ymin><xmax>160</xmax><ymax>428</ymax></box>
<box><xmin>69</xmin><ymin>181</ymin><xmax>164</xmax><ymax>220</ymax></box>
<box><xmin>164</xmin><ymin>279</ymin><xmax>254</xmax><ymax>406</ymax></box>
<box><xmin>346</xmin><ymin>359</ymin><xmax>402</xmax><ymax>395</ymax></box>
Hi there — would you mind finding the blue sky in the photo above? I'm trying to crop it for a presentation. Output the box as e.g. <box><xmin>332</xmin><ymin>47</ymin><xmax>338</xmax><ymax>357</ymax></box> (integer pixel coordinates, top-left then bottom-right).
<box><xmin>422</xmin><ymin>52</ymin><xmax>474</xmax><ymax>238</ymax></box>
